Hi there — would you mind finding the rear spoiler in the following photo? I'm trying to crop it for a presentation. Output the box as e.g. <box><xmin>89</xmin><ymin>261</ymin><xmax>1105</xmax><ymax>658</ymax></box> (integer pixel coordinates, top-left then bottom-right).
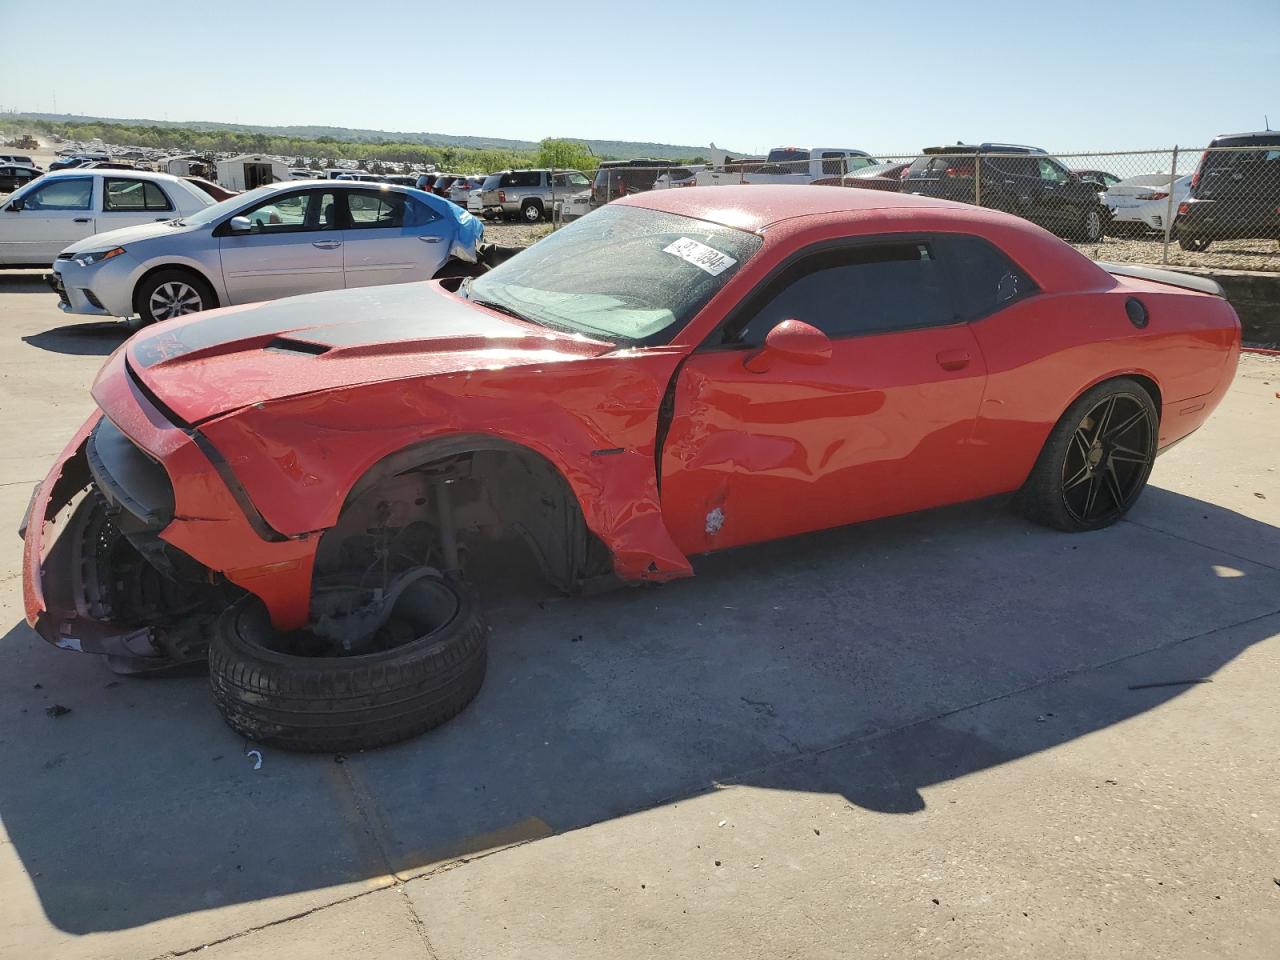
<box><xmin>1097</xmin><ymin>261</ymin><xmax>1225</xmax><ymax>298</ymax></box>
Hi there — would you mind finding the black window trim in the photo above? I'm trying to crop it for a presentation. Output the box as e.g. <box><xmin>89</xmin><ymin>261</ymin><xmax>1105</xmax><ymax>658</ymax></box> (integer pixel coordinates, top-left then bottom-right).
<box><xmin>101</xmin><ymin>176</ymin><xmax>175</xmax><ymax>213</ymax></box>
<box><xmin>697</xmin><ymin>232</ymin><xmax>1040</xmax><ymax>352</ymax></box>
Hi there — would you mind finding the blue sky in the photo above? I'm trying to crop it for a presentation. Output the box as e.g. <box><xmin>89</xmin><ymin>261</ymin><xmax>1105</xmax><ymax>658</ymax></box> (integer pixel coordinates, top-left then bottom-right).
<box><xmin>1</xmin><ymin>0</ymin><xmax>1275</xmax><ymax>153</ymax></box>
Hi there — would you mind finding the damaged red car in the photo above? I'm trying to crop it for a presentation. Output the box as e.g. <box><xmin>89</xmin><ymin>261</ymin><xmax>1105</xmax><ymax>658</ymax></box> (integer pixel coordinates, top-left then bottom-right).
<box><xmin>22</xmin><ymin>186</ymin><xmax>1240</xmax><ymax>751</ymax></box>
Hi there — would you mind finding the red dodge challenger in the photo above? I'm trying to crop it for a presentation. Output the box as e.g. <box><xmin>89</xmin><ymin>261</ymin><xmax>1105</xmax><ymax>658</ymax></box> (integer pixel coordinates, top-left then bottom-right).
<box><xmin>21</xmin><ymin>186</ymin><xmax>1240</xmax><ymax>750</ymax></box>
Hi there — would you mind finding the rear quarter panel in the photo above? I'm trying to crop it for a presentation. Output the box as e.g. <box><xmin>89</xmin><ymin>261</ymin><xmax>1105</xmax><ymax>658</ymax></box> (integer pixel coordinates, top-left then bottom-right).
<box><xmin>968</xmin><ymin>280</ymin><xmax>1239</xmax><ymax>495</ymax></box>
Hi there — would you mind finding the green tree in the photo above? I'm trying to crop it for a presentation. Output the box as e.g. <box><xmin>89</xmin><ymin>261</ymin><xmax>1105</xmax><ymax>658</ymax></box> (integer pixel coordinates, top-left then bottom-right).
<box><xmin>535</xmin><ymin>138</ymin><xmax>595</xmax><ymax>172</ymax></box>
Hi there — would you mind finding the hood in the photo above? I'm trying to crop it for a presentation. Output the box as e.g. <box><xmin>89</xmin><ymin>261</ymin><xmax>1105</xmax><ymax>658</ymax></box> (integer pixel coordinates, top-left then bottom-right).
<box><xmin>63</xmin><ymin>219</ymin><xmax>196</xmax><ymax>253</ymax></box>
<box><xmin>119</xmin><ymin>281</ymin><xmax>613</xmax><ymax>425</ymax></box>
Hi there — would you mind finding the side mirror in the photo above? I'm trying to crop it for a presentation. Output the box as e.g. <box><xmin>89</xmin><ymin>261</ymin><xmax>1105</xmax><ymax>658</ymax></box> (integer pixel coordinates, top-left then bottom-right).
<box><xmin>227</xmin><ymin>215</ymin><xmax>253</xmax><ymax>234</ymax></box>
<box><xmin>6</xmin><ymin>198</ymin><xmax>23</xmax><ymax>212</ymax></box>
<box><xmin>744</xmin><ymin>319</ymin><xmax>832</xmax><ymax>373</ymax></box>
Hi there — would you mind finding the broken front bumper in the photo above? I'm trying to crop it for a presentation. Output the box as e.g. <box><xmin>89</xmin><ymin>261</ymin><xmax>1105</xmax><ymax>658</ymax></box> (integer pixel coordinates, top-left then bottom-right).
<box><xmin>18</xmin><ymin>412</ymin><xmax>159</xmax><ymax>658</ymax></box>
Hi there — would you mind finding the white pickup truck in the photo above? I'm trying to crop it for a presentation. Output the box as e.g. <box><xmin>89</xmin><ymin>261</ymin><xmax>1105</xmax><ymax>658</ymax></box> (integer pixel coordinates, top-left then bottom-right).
<box><xmin>743</xmin><ymin>147</ymin><xmax>876</xmax><ymax>185</ymax></box>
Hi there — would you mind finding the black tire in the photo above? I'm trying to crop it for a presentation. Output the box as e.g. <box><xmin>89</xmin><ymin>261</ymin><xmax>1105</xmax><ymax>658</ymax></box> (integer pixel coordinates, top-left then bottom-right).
<box><xmin>208</xmin><ymin>573</ymin><xmax>488</xmax><ymax>752</ymax></box>
<box><xmin>1178</xmin><ymin>235</ymin><xmax>1212</xmax><ymax>252</ymax></box>
<box><xmin>1074</xmin><ymin>205</ymin><xmax>1106</xmax><ymax>243</ymax></box>
<box><xmin>520</xmin><ymin>199</ymin><xmax>544</xmax><ymax>223</ymax></box>
<box><xmin>1019</xmin><ymin>378</ymin><xmax>1158</xmax><ymax>532</ymax></box>
<box><xmin>134</xmin><ymin>268</ymin><xmax>215</xmax><ymax>325</ymax></box>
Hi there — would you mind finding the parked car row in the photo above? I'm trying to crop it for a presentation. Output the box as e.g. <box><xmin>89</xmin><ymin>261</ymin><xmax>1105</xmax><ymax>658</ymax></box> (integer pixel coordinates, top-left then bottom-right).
<box><xmin>0</xmin><ymin>169</ymin><xmax>484</xmax><ymax>324</ymax></box>
<box><xmin>582</xmin><ymin>131</ymin><xmax>1280</xmax><ymax>249</ymax></box>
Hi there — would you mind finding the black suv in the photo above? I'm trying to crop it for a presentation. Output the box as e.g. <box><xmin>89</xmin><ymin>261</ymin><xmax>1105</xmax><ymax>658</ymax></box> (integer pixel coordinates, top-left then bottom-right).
<box><xmin>1176</xmin><ymin>131</ymin><xmax>1280</xmax><ymax>251</ymax></box>
<box><xmin>901</xmin><ymin>143</ymin><xmax>1110</xmax><ymax>242</ymax></box>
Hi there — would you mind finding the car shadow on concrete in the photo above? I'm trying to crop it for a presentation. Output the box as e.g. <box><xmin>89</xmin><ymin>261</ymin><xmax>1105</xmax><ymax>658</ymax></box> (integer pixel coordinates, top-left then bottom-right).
<box><xmin>22</xmin><ymin>321</ymin><xmax>132</xmax><ymax>357</ymax></box>
<box><xmin>1</xmin><ymin>488</ymin><xmax>1276</xmax><ymax>934</ymax></box>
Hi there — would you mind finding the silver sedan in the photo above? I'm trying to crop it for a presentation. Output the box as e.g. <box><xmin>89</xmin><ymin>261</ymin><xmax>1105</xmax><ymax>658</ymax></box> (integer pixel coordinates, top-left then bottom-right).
<box><xmin>50</xmin><ymin>180</ymin><xmax>484</xmax><ymax>324</ymax></box>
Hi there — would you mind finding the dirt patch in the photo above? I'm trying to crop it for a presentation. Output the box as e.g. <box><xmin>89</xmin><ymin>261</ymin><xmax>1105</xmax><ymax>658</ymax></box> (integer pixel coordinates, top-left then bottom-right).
<box><xmin>1070</xmin><ymin>236</ymin><xmax>1280</xmax><ymax>273</ymax></box>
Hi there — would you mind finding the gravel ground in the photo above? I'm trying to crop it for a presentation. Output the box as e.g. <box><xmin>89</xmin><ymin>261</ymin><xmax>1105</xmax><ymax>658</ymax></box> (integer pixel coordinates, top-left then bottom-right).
<box><xmin>479</xmin><ymin>220</ymin><xmax>556</xmax><ymax>248</ymax></box>
<box><xmin>1055</xmin><ymin>236</ymin><xmax>1277</xmax><ymax>272</ymax></box>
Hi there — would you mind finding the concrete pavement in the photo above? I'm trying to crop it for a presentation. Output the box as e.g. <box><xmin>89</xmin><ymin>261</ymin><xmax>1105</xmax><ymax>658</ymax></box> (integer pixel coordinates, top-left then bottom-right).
<box><xmin>1</xmin><ymin>270</ymin><xmax>1277</xmax><ymax>959</ymax></box>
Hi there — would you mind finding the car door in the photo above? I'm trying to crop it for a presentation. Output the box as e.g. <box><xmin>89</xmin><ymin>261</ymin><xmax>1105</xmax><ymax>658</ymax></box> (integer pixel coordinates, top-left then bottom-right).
<box><xmin>0</xmin><ymin>175</ymin><xmax>96</xmax><ymax>265</ymax></box>
<box><xmin>97</xmin><ymin>177</ymin><xmax>177</xmax><ymax>232</ymax></box>
<box><xmin>659</xmin><ymin>237</ymin><xmax>990</xmax><ymax>556</ymax></box>
<box><xmin>1031</xmin><ymin>157</ymin><xmax>1077</xmax><ymax>228</ymax></box>
<box><xmin>217</xmin><ymin>187</ymin><xmax>344</xmax><ymax>304</ymax></box>
<box><xmin>340</xmin><ymin>189</ymin><xmax>450</xmax><ymax>288</ymax></box>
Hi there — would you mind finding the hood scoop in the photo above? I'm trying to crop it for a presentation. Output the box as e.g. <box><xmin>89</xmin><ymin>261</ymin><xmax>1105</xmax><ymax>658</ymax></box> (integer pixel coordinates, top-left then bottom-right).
<box><xmin>265</xmin><ymin>337</ymin><xmax>331</xmax><ymax>356</ymax></box>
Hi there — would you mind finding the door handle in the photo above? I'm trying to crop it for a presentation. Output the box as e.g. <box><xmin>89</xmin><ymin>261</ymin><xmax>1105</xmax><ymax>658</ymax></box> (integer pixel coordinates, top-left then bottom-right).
<box><xmin>936</xmin><ymin>350</ymin><xmax>970</xmax><ymax>371</ymax></box>
<box><xmin>73</xmin><ymin>217</ymin><xmax>92</xmax><ymax>223</ymax></box>
<box><xmin>312</xmin><ymin>240</ymin><xmax>342</xmax><ymax>249</ymax></box>
<box><xmin>418</xmin><ymin>236</ymin><xmax>442</xmax><ymax>243</ymax></box>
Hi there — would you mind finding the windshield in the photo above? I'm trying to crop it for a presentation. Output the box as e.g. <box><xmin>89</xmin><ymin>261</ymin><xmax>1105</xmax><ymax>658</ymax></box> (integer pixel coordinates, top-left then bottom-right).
<box><xmin>177</xmin><ymin>184</ymin><xmax>281</xmax><ymax>226</ymax></box>
<box><xmin>467</xmin><ymin>205</ymin><xmax>762</xmax><ymax>346</ymax></box>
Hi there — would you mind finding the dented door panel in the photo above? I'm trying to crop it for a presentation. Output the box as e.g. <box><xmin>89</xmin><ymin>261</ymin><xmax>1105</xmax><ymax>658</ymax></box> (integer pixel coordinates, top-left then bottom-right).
<box><xmin>660</xmin><ymin>324</ymin><xmax>990</xmax><ymax>556</ymax></box>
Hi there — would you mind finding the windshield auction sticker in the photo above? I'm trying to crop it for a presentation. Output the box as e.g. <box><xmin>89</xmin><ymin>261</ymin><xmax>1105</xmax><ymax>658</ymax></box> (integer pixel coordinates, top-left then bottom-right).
<box><xmin>663</xmin><ymin>238</ymin><xmax>737</xmax><ymax>276</ymax></box>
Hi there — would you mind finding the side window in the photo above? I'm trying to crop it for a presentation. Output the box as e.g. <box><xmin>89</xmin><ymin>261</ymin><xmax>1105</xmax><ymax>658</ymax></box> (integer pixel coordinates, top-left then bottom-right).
<box><xmin>820</xmin><ymin>152</ymin><xmax>846</xmax><ymax>176</ymax></box>
<box><xmin>104</xmin><ymin>178</ymin><xmax>173</xmax><ymax>212</ymax></box>
<box><xmin>403</xmin><ymin>197</ymin><xmax>441</xmax><ymax>227</ymax></box>
<box><xmin>238</xmin><ymin>191</ymin><xmax>337</xmax><ymax>234</ymax></box>
<box><xmin>346</xmin><ymin>190</ymin><xmax>406</xmax><ymax>229</ymax></box>
<box><xmin>935</xmin><ymin>235</ymin><xmax>1036</xmax><ymax>321</ymax></box>
<box><xmin>727</xmin><ymin>242</ymin><xmax>952</xmax><ymax>346</ymax></box>
<box><xmin>1037</xmin><ymin>158</ymin><xmax>1068</xmax><ymax>182</ymax></box>
<box><xmin>22</xmin><ymin>177</ymin><xmax>93</xmax><ymax>210</ymax></box>
<box><xmin>568</xmin><ymin>172</ymin><xmax>590</xmax><ymax>188</ymax></box>
<box><xmin>499</xmin><ymin>173</ymin><xmax>517</xmax><ymax>187</ymax></box>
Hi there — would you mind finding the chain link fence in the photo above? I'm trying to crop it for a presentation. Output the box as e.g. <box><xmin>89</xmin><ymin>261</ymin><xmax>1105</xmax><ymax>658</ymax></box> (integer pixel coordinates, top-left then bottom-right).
<box><xmin>548</xmin><ymin>146</ymin><xmax>1280</xmax><ymax>273</ymax></box>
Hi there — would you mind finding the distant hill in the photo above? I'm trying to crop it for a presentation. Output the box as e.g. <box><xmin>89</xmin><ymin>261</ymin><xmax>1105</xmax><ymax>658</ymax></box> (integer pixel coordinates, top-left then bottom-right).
<box><xmin>8</xmin><ymin>112</ymin><xmax>725</xmax><ymax>160</ymax></box>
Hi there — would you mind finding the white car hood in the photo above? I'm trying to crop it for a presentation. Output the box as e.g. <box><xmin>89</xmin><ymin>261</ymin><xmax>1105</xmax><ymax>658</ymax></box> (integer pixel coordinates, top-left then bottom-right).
<box><xmin>61</xmin><ymin>219</ymin><xmax>199</xmax><ymax>254</ymax></box>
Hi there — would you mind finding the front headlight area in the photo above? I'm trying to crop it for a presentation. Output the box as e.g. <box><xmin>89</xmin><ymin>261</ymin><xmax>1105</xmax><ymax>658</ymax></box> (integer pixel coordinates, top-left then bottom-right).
<box><xmin>74</xmin><ymin>246</ymin><xmax>126</xmax><ymax>267</ymax></box>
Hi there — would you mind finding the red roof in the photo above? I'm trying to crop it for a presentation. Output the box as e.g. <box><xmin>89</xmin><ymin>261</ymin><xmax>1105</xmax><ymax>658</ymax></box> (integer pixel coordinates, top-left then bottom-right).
<box><xmin>620</xmin><ymin>184</ymin><xmax>962</xmax><ymax>233</ymax></box>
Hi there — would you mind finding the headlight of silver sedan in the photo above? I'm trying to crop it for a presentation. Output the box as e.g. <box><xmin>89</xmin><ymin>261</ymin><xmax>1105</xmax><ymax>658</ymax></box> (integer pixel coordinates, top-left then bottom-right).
<box><xmin>74</xmin><ymin>247</ymin><xmax>126</xmax><ymax>267</ymax></box>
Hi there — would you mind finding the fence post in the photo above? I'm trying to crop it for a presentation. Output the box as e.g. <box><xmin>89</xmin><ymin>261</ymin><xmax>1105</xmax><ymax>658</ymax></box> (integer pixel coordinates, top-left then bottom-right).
<box><xmin>974</xmin><ymin>152</ymin><xmax>982</xmax><ymax>208</ymax></box>
<box><xmin>1162</xmin><ymin>145</ymin><xmax>1178</xmax><ymax>265</ymax></box>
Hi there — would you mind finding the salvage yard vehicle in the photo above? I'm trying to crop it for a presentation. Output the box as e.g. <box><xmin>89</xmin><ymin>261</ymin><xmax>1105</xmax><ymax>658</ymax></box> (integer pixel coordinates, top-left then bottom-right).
<box><xmin>902</xmin><ymin>143</ymin><xmax>1112</xmax><ymax>242</ymax></box>
<box><xmin>742</xmin><ymin>147</ymin><xmax>877</xmax><ymax>185</ymax></box>
<box><xmin>48</xmin><ymin>180</ymin><xmax>483</xmax><ymax>324</ymax></box>
<box><xmin>22</xmin><ymin>186</ymin><xmax>1239</xmax><ymax>752</ymax></box>
<box><xmin>1175</xmin><ymin>131</ymin><xmax>1280</xmax><ymax>251</ymax></box>
<box><xmin>482</xmin><ymin>168</ymin><xmax>590</xmax><ymax>222</ymax></box>
<box><xmin>590</xmin><ymin>159</ymin><xmax>677</xmax><ymax>205</ymax></box>
<box><xmin>1103</xmin><ymin>173</ymin><xmax>1191</xmax><ymax>236</ymax></box>
<box><xmin>0</xmin><ymin>170</ymin><xmax>215</xmax><ymax>268</ymax></box>
<box><xmin>0</xmin><ymin>164</ymin><xmax>42</xmax><ymax>193</ymax></box>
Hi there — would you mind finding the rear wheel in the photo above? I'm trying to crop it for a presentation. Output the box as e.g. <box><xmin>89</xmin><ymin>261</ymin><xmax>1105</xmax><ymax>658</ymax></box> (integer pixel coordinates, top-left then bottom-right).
<box><xmin>1075</xmin><ymin>206</ymin><xmax>1106</xmax><ymax>243</ymax></box>
<box><xmin>135</xmin><ymin>268</ymin><xmax>214</xmax><ymax>325</ymax></box>
<box><xmin>1178</xmin><ymin>235</ymin><xmax>1212</xmax><ymax>252</ymax></box>
<box><xmin>1020</xmin><ymin>378</ymin><xmax>1158</xmax><ymax>532</ymax></box>
<box><xmin>520</xmin><ymin>200</ymin><xmax>544</xmax><ymax>223</ymax></box>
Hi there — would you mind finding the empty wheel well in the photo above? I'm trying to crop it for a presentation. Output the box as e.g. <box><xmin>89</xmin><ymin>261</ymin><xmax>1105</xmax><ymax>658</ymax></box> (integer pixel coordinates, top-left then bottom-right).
<box><xmin>315</xmin><ymin>438</ymin><xmax>611</xmax><ymax>595</ymax></box>
<box><xmin>132</xmin><ymin>264</ymin><xmax>219</xmax><ymax>314</ymax></box>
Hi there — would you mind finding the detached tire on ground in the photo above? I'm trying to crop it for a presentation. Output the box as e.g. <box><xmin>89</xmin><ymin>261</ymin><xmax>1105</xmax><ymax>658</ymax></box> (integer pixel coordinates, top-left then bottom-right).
<box><xmin>208</xmin><ymin>573</ymin><xmax>487</xmax><ymax>752</ymax></box>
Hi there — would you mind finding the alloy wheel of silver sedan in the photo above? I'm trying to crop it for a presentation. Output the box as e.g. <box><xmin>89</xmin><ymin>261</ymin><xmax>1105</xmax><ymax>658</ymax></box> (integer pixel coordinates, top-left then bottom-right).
<box><xmin>149</xmin><ymin>281</ymin><xmax>205</xmax><ymax>320</ymax></box>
